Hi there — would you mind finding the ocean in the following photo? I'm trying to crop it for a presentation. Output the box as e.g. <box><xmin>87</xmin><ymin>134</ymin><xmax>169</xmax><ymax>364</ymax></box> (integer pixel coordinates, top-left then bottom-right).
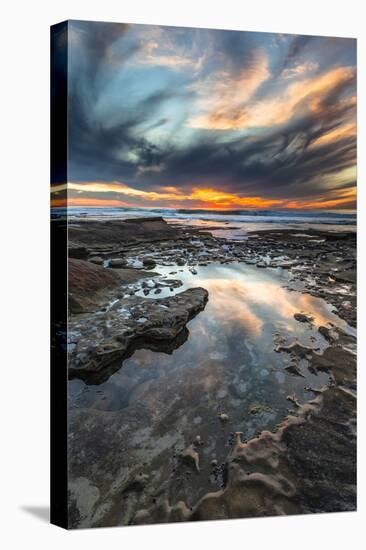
<box><xmin>53</xmin><ymin>207</ymin><xmax>356</xmax><ymax>238</ymax></box>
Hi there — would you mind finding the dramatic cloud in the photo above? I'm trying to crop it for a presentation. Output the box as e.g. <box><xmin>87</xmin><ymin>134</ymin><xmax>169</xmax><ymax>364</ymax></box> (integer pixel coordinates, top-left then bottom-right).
<box><xmin>51</xmin><ymin>21</ymin><xmax>356</xmax><ymax>210</ymax></box>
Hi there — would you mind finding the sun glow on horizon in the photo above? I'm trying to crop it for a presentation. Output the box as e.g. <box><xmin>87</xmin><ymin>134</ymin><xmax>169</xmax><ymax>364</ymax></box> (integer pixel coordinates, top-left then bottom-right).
<box><xmin>51</xmin><ymin>181</ymin><xmax>356</xmax><ymax>211</ymax></box>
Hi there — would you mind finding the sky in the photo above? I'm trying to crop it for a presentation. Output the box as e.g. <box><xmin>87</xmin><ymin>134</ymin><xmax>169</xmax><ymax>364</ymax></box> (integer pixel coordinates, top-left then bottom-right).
<box><xmin>51</xmin><ymin>20</ymin><xmax>356</xmax><ymax>210</ymax></box>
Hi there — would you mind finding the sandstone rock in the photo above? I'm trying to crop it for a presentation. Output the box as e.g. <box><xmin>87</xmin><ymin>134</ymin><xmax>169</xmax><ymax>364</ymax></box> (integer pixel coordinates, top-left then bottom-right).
<box><xmin>68</xmin><ymin>259</ymin><xmax>155</xmax><ymax>314</ymax></box>
<box><xmin>68</xmin><ymin>259</ymin><xmax>122</xmax><ymax>314</ymax></box>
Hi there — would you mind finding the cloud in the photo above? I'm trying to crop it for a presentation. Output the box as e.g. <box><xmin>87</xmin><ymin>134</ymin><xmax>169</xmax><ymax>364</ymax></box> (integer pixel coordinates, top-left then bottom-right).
<box><xmin>51</xmin><ymin>179</ymin><xmax>355</xmax><ymax>210</ymax></box>
<box><xmin>188</xmin><ymin>49</ymin><xmax>270</xmax><ymax>129</ymax></box>
<box><xmin>279</xmin><ymin>35</ymin><xmax>313</xmax><ymax>74</ymax></box>
<box><xmin>133</xmin><ymin>38</ymin><xmax>205</xmax><ymax>71</ymax></box>
<box><xmin>281</xmin><ymin>61</ymin><xmax>319</xmax><ymax>79</ymax></box>
<box><xmin>310</xmin><ymin>122</ymin><xmax>356</xmax><ymax>148</ymax></box>
<box><xmin>188</xmin><ymin>65</ymin><xmax>355</xmax><ymax>130</ymax></box>
<box><xmin>57</xmin><ymin>22</ymin><xmax>356</xmax><ymax>209</ymax></box>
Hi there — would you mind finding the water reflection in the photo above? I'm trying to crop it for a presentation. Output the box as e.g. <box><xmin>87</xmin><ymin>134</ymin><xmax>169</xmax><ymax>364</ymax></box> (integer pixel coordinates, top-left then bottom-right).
<box><xmin>69</xmin><ymin>262</ymin><xmax>352</xmax><ymax>447</ymax></box>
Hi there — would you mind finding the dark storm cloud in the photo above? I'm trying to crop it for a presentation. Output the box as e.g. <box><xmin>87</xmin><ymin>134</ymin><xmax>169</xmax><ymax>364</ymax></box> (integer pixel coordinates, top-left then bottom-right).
<box><xmin>62</xmin><ymin>21</ymin><xmax>356</xmax><ymax>207</ymax></box>
<box><xmin>139</xmin><ymin>67</ymin><xmax>356</xmax><ymax>199</ymax></box>
<box><xmin>71</xmin><ymin>20</ymin><xmax>131</xmax><ymax>68</ymax></box>
<box><xmin>68</xmin><ymin>86</ymin><xmax>183</xmax><ymax>181</ymax></box>
<box><xmin>281</xmin><ymin>35</ymin><xmax>313</xmax><ymax>72</ymax></box>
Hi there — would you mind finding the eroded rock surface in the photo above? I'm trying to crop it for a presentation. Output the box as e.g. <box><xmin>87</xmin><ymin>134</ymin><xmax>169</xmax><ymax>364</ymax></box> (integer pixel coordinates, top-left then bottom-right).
<box><xmin>68</xmin><ymin>288</ymin><xmax>208</xmax><ymax>382</ymax></box>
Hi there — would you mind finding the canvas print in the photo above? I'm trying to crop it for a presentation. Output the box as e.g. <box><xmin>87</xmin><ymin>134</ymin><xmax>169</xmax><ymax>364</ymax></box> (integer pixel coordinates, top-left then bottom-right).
<box><xmin>51</xmin><ymin>20</ymin><xmax>356</xmax><ymax>529</ymax></box>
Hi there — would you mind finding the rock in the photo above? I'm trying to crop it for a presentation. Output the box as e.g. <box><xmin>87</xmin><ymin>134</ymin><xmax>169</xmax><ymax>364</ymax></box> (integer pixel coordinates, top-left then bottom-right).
<box><xmin>218</xmin><ymin>412</ymin><xmax>229</xmax><ymax>423</ymax></box>
<box><xmin>68</xmin><ymin>245</ymin><xmax>89</xmax><ymax>259</ymax></box>
<box><xmin>190</xmin><ymin>384</ymin><xmax>356</xmax><ymax>522</ymax></box>
<box><xmin>68</xmin><ymin>287</ymin><xmax>209</xmax><ymax>381</ymax></box>
<box><xmin>318</xmin><ymin>325</ymin><xmax>338</xmax><ymax>343</ymax></box>
<box><xmin>284</xmin><ymin>363</ymin><xmax>305</xmax><ymax>378</ymax></box>
<box><xmin>234</xmin><ymin>432</ymin><xmax>244</xmax><ymax>445</ymax></box>
<box><xmin>68</xmin><ymin>259</ymin><xmax>122</xmax><ymax>314</ymax></box>
<box><xmin>294</xmin><ymin>312</ymin><xmax>313</xmax><ymax>323</ymax></box>
<box><xmin>109</xmin><ymin>258</ymin><xmax>128</xmax><ymax>268</ymax></box>
<box><xmin>179</xmin><ymin>444</ymin><xmax>200</xmax><ymax>472</ymax></box>
<box><xmin>169</xmin><ymin>501</ymin><xmax>191</xmax><ymax>522</ymax></box>
<box><xmin>287</xmin><ymin>394</ymin><xmax>301</xmax><ymax>407</ymax></box>
<box><xmin>162</xmin><ymin>279</ymin><xmax>183</xmax><ymax>289</ymax></box>
<box><xmin>89</xmin><ymin>256</ymin><xmax>104</xmax><ymax>265</ymax></box>
<box><xmin>68</xmin><ymin>259</ymin><xmax>154</xmax><ymax>314</ymax></box>
<box><xmin>194</xmin><ymin>435</ymin><xmax>202</xmax><ymax>446</ymax></box>
<box><xmin>248</xmin><ymin>404</ymin><xmax>273</xmax><ymax>414</ymax></box>
<box><xmin>131</xmin><ymin>509</ymin><xmax>150</xmax><ymax>525</ymax></box>
<box><xmin>142</xmin><ymin>257</ymin><xmax>157</xmax><ymax>268</ymax></box>
<box><xmin>68</xmin><ymin>217</ymin><xmax>184</xmax><ymax>248</ymax></box>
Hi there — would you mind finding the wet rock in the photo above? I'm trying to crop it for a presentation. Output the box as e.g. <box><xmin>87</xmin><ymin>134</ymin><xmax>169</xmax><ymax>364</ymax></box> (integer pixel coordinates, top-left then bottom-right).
<box><xmin>218</xmin><ymin>412</ymin><xmax>229</xmax><ymax>423</ymax></box>
<box><xmin>89</xmin><ymin>256</ymin><xmax>104</xmax><ymax>265</ymax></box>
<box><xmin>142</xmin><ymin>257</ymin><xmax>157</xmax><ymax>269</ymax></box>
<box><xmin>179</xmin><ymin>444</ymin><xmax>200</xmax><ymax>472</ymax></box>
<box><xmin>287</xmin><ymin>394</ymin><xmax>301</xmax><ymax>407</ymax></box>
<box><xmin>109</xmin><ymin>258</ymin><xmax>128</xmax><ymax>268</ymax></box>
<box><xmin>190</xmin><ymin>384</ymin><xmax>356</xmax><ymax>521</ymax></box>
<box><xmin>162</xmin><ymin>279</ymin><xmax>183</xmax><ymax>289</ymax></box>
<box><xmin>68</xmin><ymin>287</ymin><xmax>209</xmax><ymax>381</ymax></box>
<box><xmin>131</xmin><ymin>509</ymin><xmax>150</xmax><ymax>525</ymax></box>
<box><xmin>194</xmin><ymin>435</ymin><xmax>202</xmax><ymax>446</ymax></box>
<box><xmin>169</xmin><ymin>501</ymin><xmax>191</xmax><ymax>522</ymax></box>
<box><xmin>294</xmin><ymin>313</ymin><xmax>313</xmax><ymax>323</ymax></box>
<box><xmin>318</xmin><ymin>325</ymin><xmax>338</xmax><ymax>343</ymax></box>
<box><xmin>284</xmin><ymin>363</ymin><xmax>305</xmax><ymax>378</ymax></box>
<box><xmin>248</xmin><ymin>404</ymin><xmax>273</xmax><ymax>415</ymax></box>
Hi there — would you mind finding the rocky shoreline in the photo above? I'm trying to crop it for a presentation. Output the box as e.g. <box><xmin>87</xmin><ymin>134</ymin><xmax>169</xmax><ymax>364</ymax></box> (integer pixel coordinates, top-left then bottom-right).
<box><xmin>67</xmin><ymin>217</ymin><xmax>356</xmax><ymax>527</ymax></box>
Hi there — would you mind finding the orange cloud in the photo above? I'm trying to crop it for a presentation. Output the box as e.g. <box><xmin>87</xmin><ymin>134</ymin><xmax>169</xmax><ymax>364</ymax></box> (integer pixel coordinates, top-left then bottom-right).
<box><xmin>281</xmin><ymin>61</ymin><xmax>319</xmax><ymax>79</ymax></box>
<box><xmin>189</xmin><ymin>65</ymin><xmax>355</xmax><ymax>130</ymax></box>
<box><xmin>51</xmin><ymin>197</ymin><xmax>130</xmax><ymax>208</ymax></box>
<box><xmin>283</xmin><ymin>186</ymin><xmax>356</xmax><ymax>210</ymax></box>
<box><xmin>188</xmin><ymin>49</ymin><xmax>270</xmax><ymax>130</ymax></box>
<box><xmin>52</xmin><ymin>182</ymin><xmax>187</xmax><ymax>201</ymax></box>
<box><xmin>51</xmin><ymin>181</ymin><xmax>356</xmax><ymax>211</ymax></box>
<box><xmin>51</xmin><ymin>182</ymin><xmax>284</xmax><ymax>209</ymax></box>
<box><xmin>310</xmin><ymin>122</ymin><xmax>356</xmax><ymax>148</ymax></box>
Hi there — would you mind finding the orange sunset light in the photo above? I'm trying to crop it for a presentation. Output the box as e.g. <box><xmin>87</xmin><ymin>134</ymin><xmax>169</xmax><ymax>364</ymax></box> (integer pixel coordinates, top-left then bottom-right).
<box><xmin>51</xmin><ymin>197</ymin><xmax>130</xmax><ymax>208</ymax></box>
<box><xmin>51</xmin><ymin>182</ymin><xmax>356</xmax><ymax>210</ymax></box>
<box><xmin>51</xmin><ymin>182</ymin><xmax>284</xmax><ymax>209</ymax></box>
